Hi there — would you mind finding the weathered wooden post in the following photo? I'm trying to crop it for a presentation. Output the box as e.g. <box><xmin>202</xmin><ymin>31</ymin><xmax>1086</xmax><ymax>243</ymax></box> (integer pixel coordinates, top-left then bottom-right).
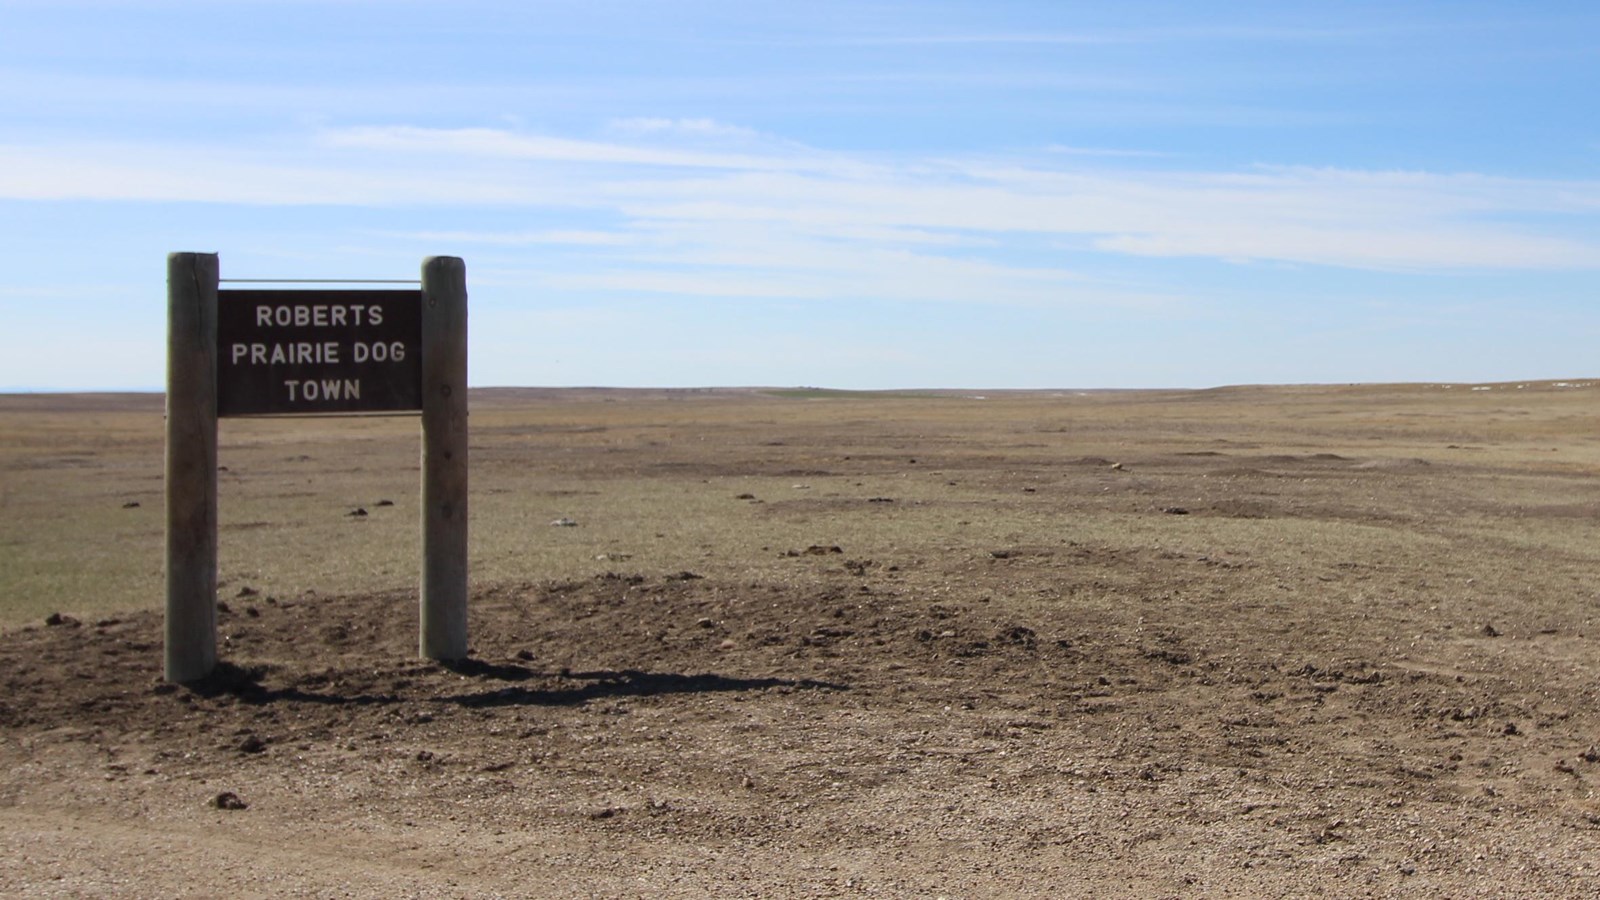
<box><xmin>165</xmin><ymin>252</ymin><xmax>220</xmax><ymax>682</ymax></box>
<box><xmin>419</xmin><ymin>256</ymin><xmax>469</xmax><ymax>660</ymax></box>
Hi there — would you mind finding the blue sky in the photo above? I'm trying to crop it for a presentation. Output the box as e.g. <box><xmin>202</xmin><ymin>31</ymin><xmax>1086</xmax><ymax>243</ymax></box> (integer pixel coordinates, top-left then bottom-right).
<box><xmin>3</xmin><ymin>0</ymin><xmax>1598</xmax><ymax>390</ymax></box>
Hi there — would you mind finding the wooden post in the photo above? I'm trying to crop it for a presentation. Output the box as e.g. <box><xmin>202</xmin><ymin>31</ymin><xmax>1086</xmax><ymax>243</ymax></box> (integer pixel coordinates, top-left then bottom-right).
<box><xmin>419</xmin><ymin>256</ymin><xmax>469</xmax><ymax>659</ymax></box>
<box><xmin>165</xmin><ymin>252</ymin><xmax>219</xmax><ymax>682</ymax></box>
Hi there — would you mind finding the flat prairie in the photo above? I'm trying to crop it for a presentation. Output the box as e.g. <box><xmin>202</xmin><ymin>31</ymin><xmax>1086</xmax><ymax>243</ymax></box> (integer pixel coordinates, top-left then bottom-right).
<box><xmin>3</xmin><ymin>383</ymin><xmax>1600</xmax><ymax>897</ymax></box>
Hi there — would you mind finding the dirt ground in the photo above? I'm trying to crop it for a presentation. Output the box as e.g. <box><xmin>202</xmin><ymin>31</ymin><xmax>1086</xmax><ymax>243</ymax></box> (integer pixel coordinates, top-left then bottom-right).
<box><xmin>3</xmin><ymin>384</ymin><xmax>1600</xmax><ymax>897</ymax></box>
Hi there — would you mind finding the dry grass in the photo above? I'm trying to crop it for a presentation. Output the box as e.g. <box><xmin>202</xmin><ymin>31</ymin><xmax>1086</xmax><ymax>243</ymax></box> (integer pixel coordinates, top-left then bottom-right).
<box><xmin>6</xmin><ymin>381</ymin><xmax>1600</xmax><ymax>628</ymax></box>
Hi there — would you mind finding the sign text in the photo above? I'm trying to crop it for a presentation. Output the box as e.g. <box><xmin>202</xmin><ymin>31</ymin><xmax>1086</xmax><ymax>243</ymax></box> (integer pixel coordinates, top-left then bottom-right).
<box><xmin>216</xmin><ymin>290</ymin><xmax>422</xmax><ymax>416</ymax></box>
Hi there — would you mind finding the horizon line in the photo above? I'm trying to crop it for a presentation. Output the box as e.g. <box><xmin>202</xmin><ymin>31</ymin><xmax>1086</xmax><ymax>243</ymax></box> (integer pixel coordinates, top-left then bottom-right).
<box><xmin>3</xmin><ymin>378</ymin><xmax>1596</xmax><ymax>398</ymax></box>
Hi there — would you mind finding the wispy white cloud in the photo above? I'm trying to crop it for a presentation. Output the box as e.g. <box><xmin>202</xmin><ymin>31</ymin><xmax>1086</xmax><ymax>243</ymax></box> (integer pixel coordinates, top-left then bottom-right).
<box><xmin>1094</xmin><ymin>225</ymin><xmax>1593</xmax><ymax>271</ymax></box>
<box><xmin>843</xmin><ymin>23</ymin><xmax>1411</xmax><ymax>47</ymax></box>
<box><xmin>0</xmin><ymin>68</ymin><xmax>602</xmax><ymax>127</ymax></box>
<box><xmin>2</xmin><ymin>124</ymin><xmax>1597</xmax><ymax>280</ymax></box>
<box><xmin>389</xmin><ymin>230</ymin><xmax>637</xmax><ymax>247</ymax></box>
<box><xmin>851</xmin><ymin>32</ymin><xmax>1122</xmax><ymax>46</ymax></box>
<box><xmin>602</xmin><ymin>165</ymin><xmax>1600</xmax><ymax>271</ymax></box>
<box><xmin>604</xmin><ymin>117</ymin><xmax>766</xmax><ymax>141</ymax></box>
<box><xmin>318</xmin><ymin>125</ymin><xmax>872</xmax><ymax>176</ymax></box>
<box><xmin>1046</xmin><ymin>145</ymin><xmax>1175</xmax><ymax>159</ymax></box>
<box><xmin>0</xmin><ymin>141</ymin><xmax>583</xmax><ymax>206</ymax></box>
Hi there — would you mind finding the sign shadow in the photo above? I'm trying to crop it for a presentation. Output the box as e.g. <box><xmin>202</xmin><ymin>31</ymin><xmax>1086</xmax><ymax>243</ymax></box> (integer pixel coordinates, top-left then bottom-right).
<box><xmin>182</xmin><ymin>660</ymin><xmax>846</xmax><ymax>709</ymax></box>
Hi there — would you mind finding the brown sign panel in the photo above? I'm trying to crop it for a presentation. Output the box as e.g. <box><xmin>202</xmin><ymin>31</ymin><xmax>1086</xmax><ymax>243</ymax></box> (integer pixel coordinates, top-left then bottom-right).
<box><xmin>217</xmin><ymin>290</ymin><xmax>422</xmax><ymax>416</ymax></box>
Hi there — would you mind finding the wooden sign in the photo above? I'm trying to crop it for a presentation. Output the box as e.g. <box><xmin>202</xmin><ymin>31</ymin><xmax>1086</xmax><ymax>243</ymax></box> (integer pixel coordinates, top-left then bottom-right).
<box><xmin>216</xmin><ymin>290</ymin><xmax>422</xmax><ymax>416</ymax></box>
<box><xmin>166</xmin><ymin>255</ymin><xmax>469</xmax><ymax>683</ymax></box>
